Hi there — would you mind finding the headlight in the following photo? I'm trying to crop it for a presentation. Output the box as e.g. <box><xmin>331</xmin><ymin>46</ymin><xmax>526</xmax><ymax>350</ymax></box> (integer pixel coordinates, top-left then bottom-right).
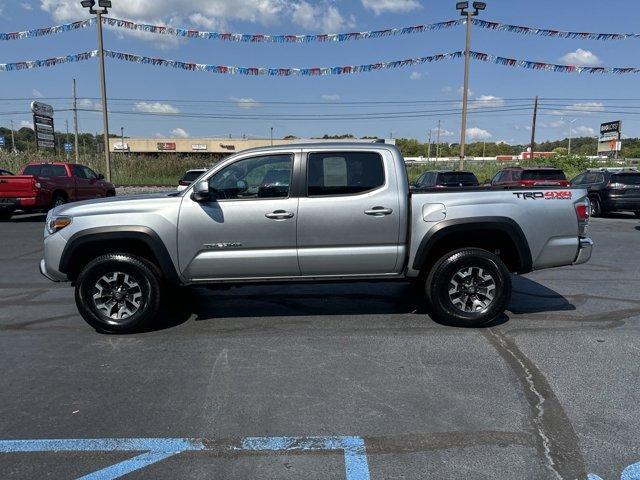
<box><xmin>47</xmin><ymin>216</ymin><xmax>72</xmax><ymax>234</ymax></box>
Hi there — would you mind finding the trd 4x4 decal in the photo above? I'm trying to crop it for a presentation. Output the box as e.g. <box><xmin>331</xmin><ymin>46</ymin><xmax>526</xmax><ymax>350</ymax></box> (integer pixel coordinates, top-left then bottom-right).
<box><xmin>513</xmin><ymin>191</ymin><xmax>573</xmax><ymax>200</ymax></box>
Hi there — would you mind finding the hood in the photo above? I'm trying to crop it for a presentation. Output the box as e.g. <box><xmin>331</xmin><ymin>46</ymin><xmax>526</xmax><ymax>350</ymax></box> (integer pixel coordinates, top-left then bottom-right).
<box><xmin>52</xmin><ymin>192</ymin><xmax>182</xmax><ymax>218</ymax></box>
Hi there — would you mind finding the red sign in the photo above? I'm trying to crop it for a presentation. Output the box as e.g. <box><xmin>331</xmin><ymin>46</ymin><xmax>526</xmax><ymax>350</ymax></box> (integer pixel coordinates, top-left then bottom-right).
<box><xmin>157</xmin><ymin>142</ymin><xmax>176</xmax><ymax>151</ymax></box>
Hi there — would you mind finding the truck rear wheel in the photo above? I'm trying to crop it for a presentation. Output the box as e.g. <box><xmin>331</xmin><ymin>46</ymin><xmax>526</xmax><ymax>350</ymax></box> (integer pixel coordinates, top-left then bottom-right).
<box><xmin>75</xmin><ymin>253</ymin><xmax>162</xmax><ymax>333</ymax></box>
<box><xmin>425</xmin><ymin>248</ymin><xmax>511</xmax><ymax>327</ymax></box>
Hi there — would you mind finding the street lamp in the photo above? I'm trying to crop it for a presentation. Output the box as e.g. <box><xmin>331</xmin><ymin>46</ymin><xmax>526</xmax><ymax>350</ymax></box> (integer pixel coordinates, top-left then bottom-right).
<box><xmin>270</xmin><ymin>127</ymin><xmax>274</xmax><ymax>146</ymax></box>
<box><xmin>567</xmin><ymin>118</ymin><xmax>577</xmax><ymax>156</ymax></box>
<box><xmin>456</xmin><ymin>1</ymin><xmax>486</xmax><ymax>171</ymax></box>
<box><xmin>81</xmin><ymin>0</ymin><xmax>112</xmax><ymax>182</ymax></box>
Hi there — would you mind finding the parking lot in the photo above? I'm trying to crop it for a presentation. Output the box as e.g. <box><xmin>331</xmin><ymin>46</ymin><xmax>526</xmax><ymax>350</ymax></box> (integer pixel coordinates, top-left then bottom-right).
<box><xmin>0</xmin><ymin>213</ymin><xmax>639</xmax><ymax>479</ymax></box>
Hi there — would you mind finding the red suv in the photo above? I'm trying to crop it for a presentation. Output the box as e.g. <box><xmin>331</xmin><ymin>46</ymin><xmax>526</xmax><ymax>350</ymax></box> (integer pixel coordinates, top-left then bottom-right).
<box><xmin>489</xmin><ymin>167</ymin><xmax>569</xmax><ymax>188</ymax></box>
<box><xmin>0</xmin><ymin>162</ymin><xmax>115</xmax><ymax>220</ymax></box>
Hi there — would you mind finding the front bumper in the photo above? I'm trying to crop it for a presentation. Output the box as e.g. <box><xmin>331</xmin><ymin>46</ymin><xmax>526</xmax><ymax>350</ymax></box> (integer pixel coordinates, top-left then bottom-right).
<box><xmin>39</xmin><ymin>259</ymin><xmax>66</xmax><ymax>282</ymax></box>
<box><xmin>573</xmin><ymin>237</ymin><xmax>593</xmax><ymax>265</ymax></box>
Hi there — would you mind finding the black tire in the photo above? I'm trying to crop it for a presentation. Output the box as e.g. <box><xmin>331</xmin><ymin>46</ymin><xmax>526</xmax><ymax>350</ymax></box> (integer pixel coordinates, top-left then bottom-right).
<box><xmin>106</xmin><ymin>190</ymin><xmax>116</xmax><ymax>197</ymax></box>
<box><xmin>51</xmin><ymin>192</ymin><xmax>67</xmax><ymax>209</ymax></box>
<box><xmin>75</xmin><ymin>253</ymin><xmax>162</xmax><ymax>333</ymax></box>
<box><xmin>425</xmin><ymin>248</ymin><xmax>511</xmax><ymax>327</ymax></box>
<box><xmin>590</xmin><ymin>197</ymin><xmax>601</xmax><ymax>218</ymax></box>
<box><xmin>0</xmin><ymin>211</ymin><xmax>12</xmax><ymax>221</ymax></box>
<box><xmin>634</xmin><ymin>212</ymin><xmax>640</xmax><ymax>219</ymax></box>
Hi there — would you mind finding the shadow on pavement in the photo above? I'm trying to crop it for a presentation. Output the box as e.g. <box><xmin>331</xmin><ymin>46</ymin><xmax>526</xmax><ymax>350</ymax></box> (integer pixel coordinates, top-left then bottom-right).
<box><xmin>7</xmin><ymin>214</ymin><xmax>47</xmax><ymax>223</ymax></box>
<box><xmin>133</xmin><ymin>275</ymin><xmax>573</xmax><ymax>333</ymax></box>
<box><xmin>508</xmin><ymin>275</ymin><xmax>575</xmax><ymax>315</ymax></box>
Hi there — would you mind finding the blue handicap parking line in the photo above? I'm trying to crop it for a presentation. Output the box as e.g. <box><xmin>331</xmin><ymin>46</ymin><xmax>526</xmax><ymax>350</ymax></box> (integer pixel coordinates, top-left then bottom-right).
<box><xmin>0</xmin><ymin>435</ymin><xmax>370</xmax><ymax>480</ymax></box>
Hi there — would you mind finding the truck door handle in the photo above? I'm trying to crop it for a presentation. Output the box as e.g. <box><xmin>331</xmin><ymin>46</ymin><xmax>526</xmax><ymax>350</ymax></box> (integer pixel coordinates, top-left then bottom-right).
<box><xmin>265</xmin><ymin>210</ymin><xmax>294</xmax><ymax>220</ymax></box>
<box><xmin>364</xmin><ymin>207</ymin><xmax>393</xmax><ymax>216</ymax></box>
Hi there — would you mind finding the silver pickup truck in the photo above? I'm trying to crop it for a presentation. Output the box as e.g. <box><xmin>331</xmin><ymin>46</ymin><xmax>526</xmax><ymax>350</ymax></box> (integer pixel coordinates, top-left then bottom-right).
<box><xmin>40</xmin><ymin>143</ymin><xmax>593</xmax><ymax>333</ymax></box>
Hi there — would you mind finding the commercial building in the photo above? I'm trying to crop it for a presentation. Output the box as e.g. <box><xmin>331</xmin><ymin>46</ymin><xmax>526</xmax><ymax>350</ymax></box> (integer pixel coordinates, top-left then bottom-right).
<box><xmin>109</xmin><ymin>137</ymin><xmax>395</xmax><ymax>156</ymax></box>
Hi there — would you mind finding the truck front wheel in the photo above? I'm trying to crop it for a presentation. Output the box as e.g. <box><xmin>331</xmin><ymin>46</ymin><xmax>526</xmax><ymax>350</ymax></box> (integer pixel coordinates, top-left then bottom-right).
<box><xmin>425</xmin><ymin>248</ymin><xmax>511</xmax><ymax>327</ymax></box>
<box><xmin>75</xmin><ymin>253</ymin><xmax>162</xmax><ymax>333</ymax></box>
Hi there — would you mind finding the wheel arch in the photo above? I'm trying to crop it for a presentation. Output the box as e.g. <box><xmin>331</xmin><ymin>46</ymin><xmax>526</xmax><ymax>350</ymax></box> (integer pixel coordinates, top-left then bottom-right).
<box><xmin>59</xmin><ymin>226</ymin><xmax>180</xmax><ymax>284</ymax></box>
<box><xmin>413</xmin><ymin>217</ymin><xmax>533</xmax><ymax>275</ymax></box>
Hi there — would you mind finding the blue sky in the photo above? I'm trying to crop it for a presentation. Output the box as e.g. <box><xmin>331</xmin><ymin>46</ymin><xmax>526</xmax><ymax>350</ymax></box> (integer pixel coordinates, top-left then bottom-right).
<box><xmin>1</xmin><ymin>0</ymin><xmax>640</xmax><ymax>144</ymax></box>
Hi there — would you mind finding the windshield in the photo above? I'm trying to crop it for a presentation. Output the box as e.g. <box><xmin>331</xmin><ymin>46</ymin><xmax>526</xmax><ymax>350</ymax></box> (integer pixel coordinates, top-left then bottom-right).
<box><xmin>522</xmin><ymin>170</ymin><xmax>566</xmax><ymax>181</ymax></box>
<box><xmin>439</xmin><ymin>172</ymin><xmax>478</xmax><ymax>185</ymax></box>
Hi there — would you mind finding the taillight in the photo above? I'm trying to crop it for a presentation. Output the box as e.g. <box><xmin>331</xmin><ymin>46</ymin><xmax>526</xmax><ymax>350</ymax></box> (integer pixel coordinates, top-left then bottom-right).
<box><xmin>575</xmin><ymin>199</ymin><xmax>589</xmax><ymax>235</ymax></box>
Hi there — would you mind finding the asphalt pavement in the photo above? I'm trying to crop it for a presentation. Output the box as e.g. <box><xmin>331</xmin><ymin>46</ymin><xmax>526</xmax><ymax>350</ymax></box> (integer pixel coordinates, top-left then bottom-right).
<box><xmin>0</xmin><ymin>213</ymin><xmax>639</xmax><ymax>480</ymax></box>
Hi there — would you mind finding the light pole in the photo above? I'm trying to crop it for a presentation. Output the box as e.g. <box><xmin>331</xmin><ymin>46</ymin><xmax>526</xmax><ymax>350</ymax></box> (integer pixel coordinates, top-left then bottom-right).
<box><xmin>120</xmin><ymin>126</ymin><xmax>125</xmax><ymax>158</ymax></box>
<box><xmin>567</xmin><ymin>118</ymin><xmax>577</xmax><ymax>156</ymax></box>
<box><xmin>10</xmin><ymin>120</ymin><xmax>16</xmax><ymax>153</ymax></box>
<box><xmin>456</xmin><ymin>1</ymin><xmax>486</xmax><ymax>171</ymax></box>
<box><xmin>81</xmin><ymin>0</ymin><xmax>112</xmax><ymax>182</ymax></box>
<box><xmin>270</xmin><ymin>127</ymin><xmax>274</xmax><ymax>146</ymax></box>
<box><xmin>436</xmin><ymin>119</ymin><xmax>441</xmax><ymax>160</ymax></box>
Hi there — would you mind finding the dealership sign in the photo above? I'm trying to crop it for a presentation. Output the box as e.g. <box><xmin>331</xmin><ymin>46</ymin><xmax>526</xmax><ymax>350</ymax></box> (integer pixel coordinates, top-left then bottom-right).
<box><xmin>157</xmin><ymin>142</ymin><xmax>176</xmax><ymax>151</ymax></box>
<box><xmin>114</xmin><ymin>142</ymin><xmax>129</xmax><ymax>151</ymax></box>
<box><xmin>191</xmin><ymin>144</ymin><xmax>207</xmax><ymax>151</ymax></box>
<box><xmin>598</xmin><ymin>120</ymin><xmax>622</xmax><ymax>156</ymax></box>
<box><xmin>31</xmin><ymin>101</ymin><xmax>55</xmax><ymax>150</ymax></box>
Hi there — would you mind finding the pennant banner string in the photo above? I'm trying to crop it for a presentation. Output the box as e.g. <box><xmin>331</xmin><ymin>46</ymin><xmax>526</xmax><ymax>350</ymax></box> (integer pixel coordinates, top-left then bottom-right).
<box><xmin>2</xmin><ymin>16</ymin><xmax>639</xmax><ymax>43</ymax></box>
<box><xmin>0</xmin><ymin>18</ymin><xmax>95</xmax><ymax>41</ymax></box>
<box><xmin>1</xmin><ymin>49</ymin><xmax>639</xmax><ymax>75</ymax></box>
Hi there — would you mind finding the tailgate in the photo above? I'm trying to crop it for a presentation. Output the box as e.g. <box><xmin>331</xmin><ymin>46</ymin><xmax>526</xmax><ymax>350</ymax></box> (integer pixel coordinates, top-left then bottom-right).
<box><xmin>0</xmin><ymin>176</ymin><xmax>36</xmax><ymax>197</ymax></box>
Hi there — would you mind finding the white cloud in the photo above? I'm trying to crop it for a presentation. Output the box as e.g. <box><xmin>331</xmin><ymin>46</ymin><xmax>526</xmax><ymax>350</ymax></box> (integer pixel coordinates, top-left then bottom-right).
<box><xmin>550</xmin><ymin>102</ymin><xmax>605</xmax><ymax>116</ymax></box>
<box><xmin>292</xmin><ymin>1</ymin><xmax>354</xmax><ymax>31</ymax></box>
<box><xmin>171</xmin><ymin>127</ymin><xmax>189</xmax><ymax>138</ymax></box>
<box><xmin>549</xmin><ymin>119</ymin><xmax>565</xmax><ymax>128</ymax></box>
<box><xmin>321</xmin><ymin>94</ymin><xmax>340</xmax><ymax>101</ymax></box>
<box><xmin>560</xmin><ymin>49</ymin><xmax>601</xmax><ymax>66</ymax></box>
<box><xmin>31</xmin><ymin>89</ymin><xmax>43</xmax><ymax>98</ymax></box>
<box><xmin>457</xmin><ymin>86</ymin><xmax>474</xmax><ymax>97</ymax></box>
<box><xmin>472</xmin><ymin>95</ymin><xmax>505</xmax><ymax>108</ymax></box>
<box><xmin>40</xmin><ymin>0</ymin><xmax>353</xmax><ymax>39</ymax></box>
<box><xmin>361</xmin><ymin>0</ymin><xmax>421</xmax><ymax>15</ymax></box>
<box><xmin>20</xmin><ymin>2</ymin><xmax>33</xmax><ymax>10</ymax></box>
<box><xmin>434</xmin><ymin>127</ymin><xmax>454</xmax><ymax>137</ymax></box>
<box><xmin>409</xmin><ymin>72</ymin><xmax>422</xmax><ymax>81</ymax></box>
<box><xmin>441</xmin><ymin>86</ymin><xmax>453</xmax><ymax>94</ymax></box>
<box><xmin>133</xmin><ymin>102</ymin><xmax>180</xmax><ymax>114</ymax></box>
<box><xmin>154</xmin><ymin>133</ymin><xmax>165</xmax><ymax>138</ymax></box>
<box><xmin>573</xmin><ymin>126</ymin><xmax>596</xmax><ymax>136</ymax></box>
<box><xmin>20</xmin><ymin>120</ymin><xmax>33</xmax><ymax>129</ymax></box>
<box><xmin>230</xmin><ymin>96</ymin><xmax>261</xmax><ymax>109</ymax></box>
<box><xmin>466</xmin><ymin>127</ymin><xmax>492</xmax><ymax>140</ymax></box>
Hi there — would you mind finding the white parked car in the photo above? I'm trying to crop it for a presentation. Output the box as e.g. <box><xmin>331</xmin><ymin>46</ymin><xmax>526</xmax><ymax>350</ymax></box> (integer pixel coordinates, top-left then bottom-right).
<box><xmin>177</xmin><ymin>169</ymin><xmax>207</xmax><ymax>192</ymax></box>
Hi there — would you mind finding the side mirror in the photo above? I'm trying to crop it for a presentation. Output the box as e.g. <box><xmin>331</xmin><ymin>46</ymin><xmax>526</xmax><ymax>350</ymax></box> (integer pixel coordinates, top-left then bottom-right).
<box><xmin>97</xmin><ymin>173</ymin><xmax>105</xmax><ymax>180</ymax></box>
<box><xmin>191</xmin><ymin>180</ymin><xmax>211</xmax><ymax>202</ymax></box>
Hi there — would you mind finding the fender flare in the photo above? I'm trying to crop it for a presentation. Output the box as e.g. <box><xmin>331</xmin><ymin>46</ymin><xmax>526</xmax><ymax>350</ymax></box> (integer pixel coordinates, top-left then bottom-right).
<box><xmin>59</xmin><ymin>226</ymin><xmax>180</xmax><ymax>283</ymax></box>
<box><xmin>412</xmin><ymin>216</ymin><xmax>533</xmax><ymax>274</ymax></box>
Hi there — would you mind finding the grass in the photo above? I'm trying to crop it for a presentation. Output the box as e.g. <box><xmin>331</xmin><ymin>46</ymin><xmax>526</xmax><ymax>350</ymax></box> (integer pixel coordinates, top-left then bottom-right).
<box><xmin>1</xmin><ymin>152</ymin><xmax>633</xmax><ymax>186</ymax></box>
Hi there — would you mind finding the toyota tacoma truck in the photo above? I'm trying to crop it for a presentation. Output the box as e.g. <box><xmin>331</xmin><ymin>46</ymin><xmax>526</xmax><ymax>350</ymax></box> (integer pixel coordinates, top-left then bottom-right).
<box><xmin>0</xmin><ymin>162</ymin><xmax>115</xmax><ymax>220</ymax></box>
<box><xmin>40</xmin><ymin>143</ymin><xmax>593</xmax><ymax>333</ymax></box>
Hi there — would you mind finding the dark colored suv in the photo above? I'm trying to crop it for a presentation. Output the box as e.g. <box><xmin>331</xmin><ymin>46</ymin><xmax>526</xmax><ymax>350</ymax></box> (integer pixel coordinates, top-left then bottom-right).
<box><xmin>413</xmin><ymin>170</ymin><xmax>479</xmax><ymax>188</ymax></box>
<box><xmin>489</xmin><ymin>167</ymin><xmax>569</xmax><ymax>187</ymax></box>
<box><xmin>571</xmin><ymin>169</ymin><xmax>640</xmax><ymax>217</ymax></box>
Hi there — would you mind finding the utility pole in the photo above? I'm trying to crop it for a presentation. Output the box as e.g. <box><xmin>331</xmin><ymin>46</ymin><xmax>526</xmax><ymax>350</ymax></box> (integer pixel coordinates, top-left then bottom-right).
<box><xmin>427</xmin><ymin>130</ymin><xmax>432</xmax><ymax>160</ymax></box>
<box><xmin>121</xmin><ymin>127</ymin><xmax>125</xmax><ymax>158</ymax></box>
<box><xmin>270</xmin><ymin>127</ymin><xmax>274</xmax><ymax>146</ymax></box>
<box><xmin>72</xmin><ymin>79</ymin><xmax>79</xmax><ymax>162</ymax></box>
<box><xmin>436</xmin><ymin>119</ymin><xmax>441</xmax><ymax>160</ymax></box>
<box><xmin>82</xmin><ymin>0</ymin><xmax>113</xmax><ymax>181</ymax></box>
<box><xmin>456</xmin><ymin>1</ymin><xmax>486</xmax><ymax>171</ymax></box>
<box><xmin>529</xmin><ymin>96</ymin><xmax>538</xmax><ymax>161</ymax></box>
<box><xmin>65</xmin><ymin>119</ymin><xmax>70</xmax><ymax>161</ymax></box>
<box><xmin>10</xmin><ymin>120</ymin><xmax>16</xmax><ymax>153</ymax></box>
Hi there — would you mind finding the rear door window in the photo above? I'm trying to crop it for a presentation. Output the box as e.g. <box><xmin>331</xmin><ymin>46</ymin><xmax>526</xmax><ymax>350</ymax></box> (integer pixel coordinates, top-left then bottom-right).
<box><xmin>439</xmin><ymin>172</ymin><xmax>478</xmax><ymax>186</ymax></box>
<box><xmin>307</xmin><ymin>151</ymin><xmax>385</xmax><ymax>196</ymax></box>
<box><xmin>611</xmin><ymin>174</ymin><xmax>640</xmax><ymax>185</ymax></box>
